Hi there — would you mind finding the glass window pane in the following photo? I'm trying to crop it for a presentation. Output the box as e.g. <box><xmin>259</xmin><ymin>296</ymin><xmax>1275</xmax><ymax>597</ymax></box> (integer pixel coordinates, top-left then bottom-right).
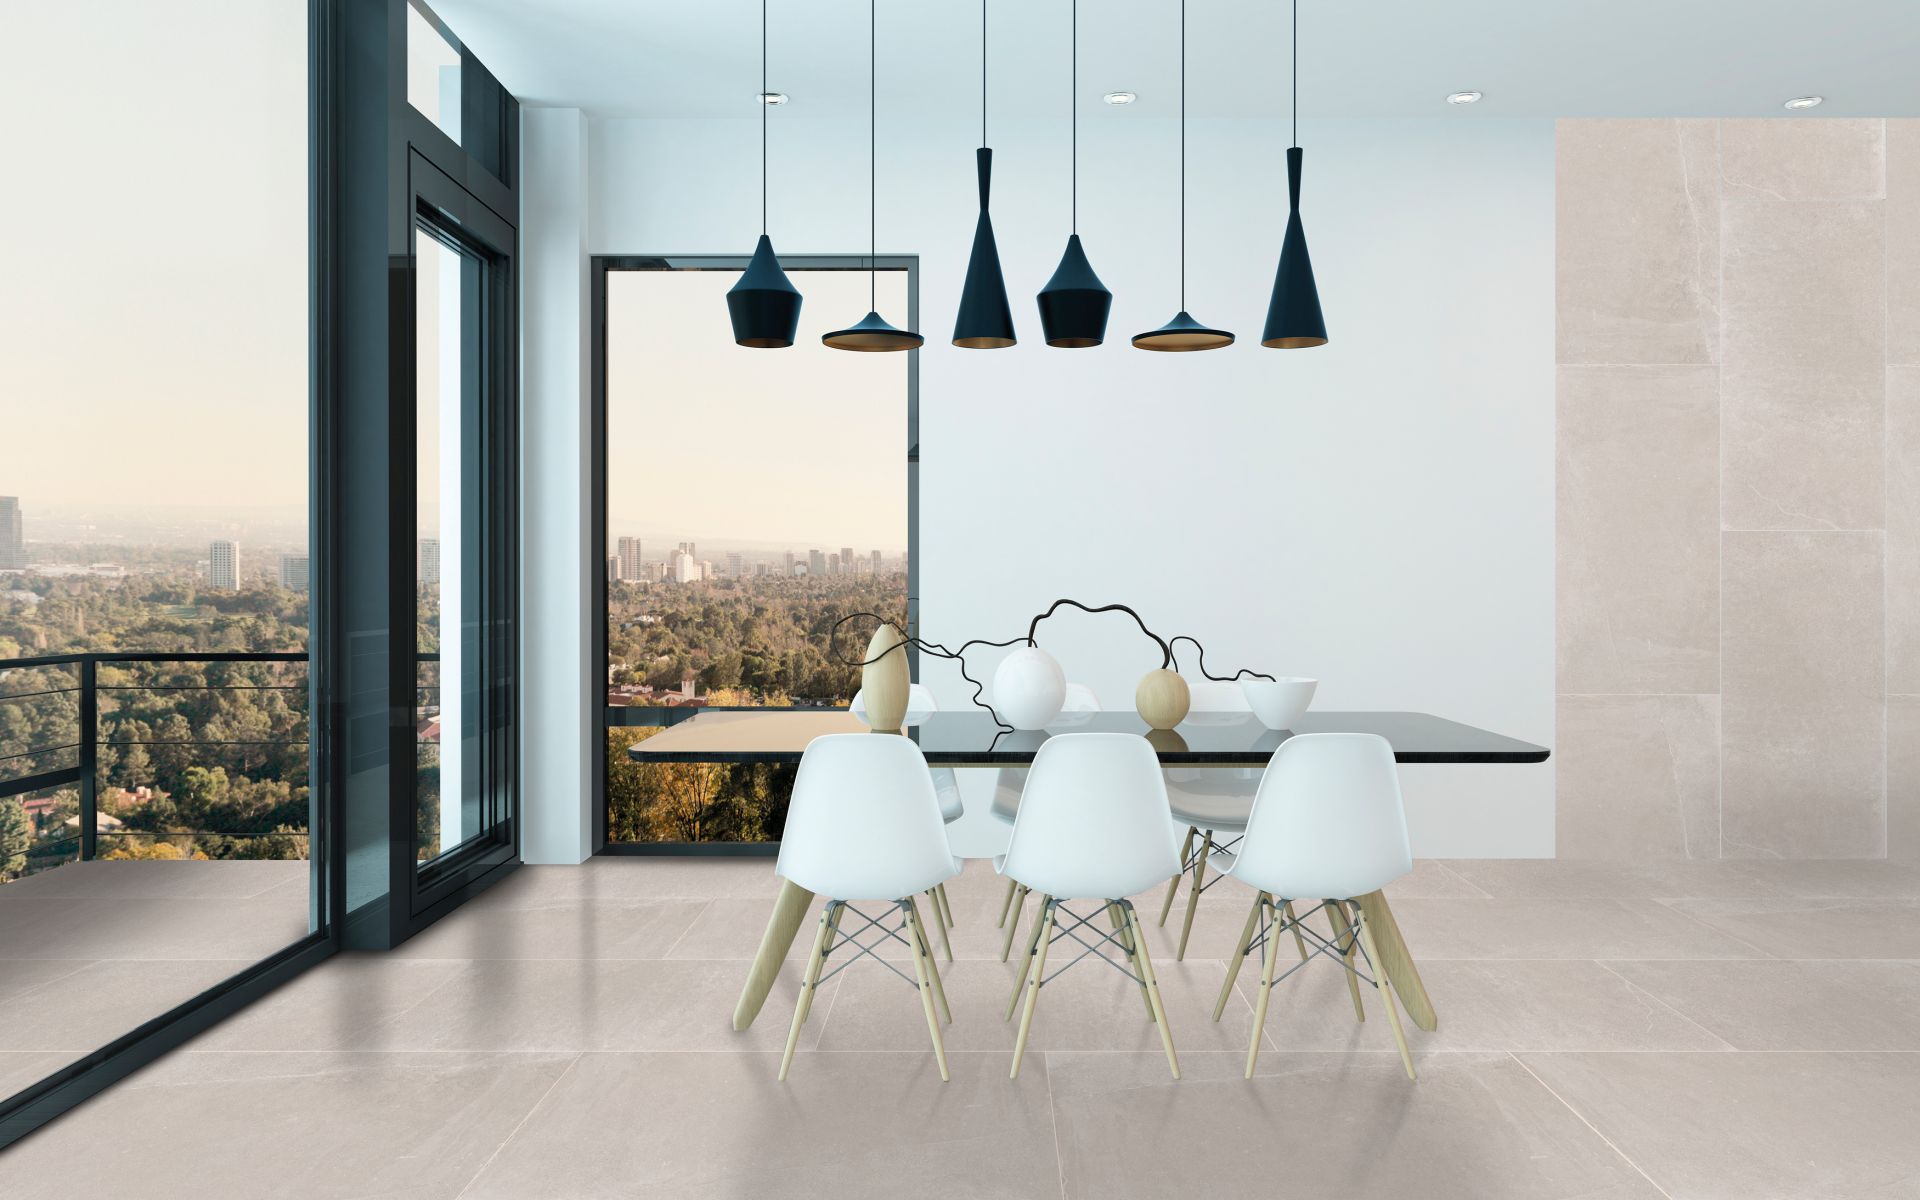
<box><xmin>407</xmin><ymin>2</ymin><xmax>462</xmax><ymax>144</ymax></box>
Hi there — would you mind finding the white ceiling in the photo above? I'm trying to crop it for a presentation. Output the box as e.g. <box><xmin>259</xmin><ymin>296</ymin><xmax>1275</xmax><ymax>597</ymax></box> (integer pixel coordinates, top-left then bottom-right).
<box><xmin>429</xmin><ymin>0</ymin><xmax>1920</xmax><ymax>121</ymax></box>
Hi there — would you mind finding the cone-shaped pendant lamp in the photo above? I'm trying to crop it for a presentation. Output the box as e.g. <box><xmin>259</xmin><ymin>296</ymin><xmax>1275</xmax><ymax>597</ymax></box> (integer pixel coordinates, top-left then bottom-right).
<box><xmin>1134</xmin><ymin>0</ymin><xmax>1233</xmax><ymax>352</ymax></box>
<box><xmin>1261</xmin><ymin>0</ymin><xmax>1327</xmax><ymax>349</ymax></box>
<box><xmin>825</xmin><ymin>0</ymin><xmax>922</xmax><ymax>353</ymax></box>
<box><xmin>952</xmin><ymin>0</ymin><xmax>1015</xmax><ymax>348</ymax></box>
<box><xmin>727</xmin><ymin>0</ymin><xmax>802</xmax><ymax>348</ymax></box>
<box><xmin>1035</xmin><ymin>0</ymin><xmax>1111</xmax><ymax>348</ymax></box>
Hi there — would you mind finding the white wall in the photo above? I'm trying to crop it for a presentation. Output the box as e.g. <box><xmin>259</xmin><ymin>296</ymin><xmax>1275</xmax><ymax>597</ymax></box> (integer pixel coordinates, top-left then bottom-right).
<box><xmin>527</xmin><ymin>113</ymin><xmax>1555</xmax><ymax>857</ymax></box>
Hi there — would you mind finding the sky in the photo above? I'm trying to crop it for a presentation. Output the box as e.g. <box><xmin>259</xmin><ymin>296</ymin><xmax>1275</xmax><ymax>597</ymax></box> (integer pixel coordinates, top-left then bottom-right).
<box><xmin>0</xmin><ymin>2</ymin><xmax>308</xmax><ymax>513</ymax></box>
<box><xmin>605</xmin><ymin>268</ymin><xmax>908</xmax><ymax>554</ymax></box>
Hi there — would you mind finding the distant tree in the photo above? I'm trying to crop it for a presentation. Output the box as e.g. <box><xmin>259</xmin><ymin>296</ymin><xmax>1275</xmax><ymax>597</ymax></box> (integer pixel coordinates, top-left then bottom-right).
<box><xmin>0</xmin><ymin>796</ymin><xmax>31</xmax><ymax>880</ymax></box>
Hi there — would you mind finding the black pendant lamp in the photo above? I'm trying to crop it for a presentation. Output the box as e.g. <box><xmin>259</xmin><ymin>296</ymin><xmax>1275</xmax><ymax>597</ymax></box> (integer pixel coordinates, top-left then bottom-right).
<box><xmin>952</xmin><ymin>0</ymin><xmax>1015</xmax><ymax>348</ymax></box>
<box><xmin>1261</xmin><ymin>0</ymin><xmax>1327</xmax><ymax>349</ymax></box>
<box><xmin>824</xmin><ymin>0</ymin><xmax>922</xmax><ymax>353</ymax></box>
<box><xmin>1134</xmin><ymin>0</ymin><xmax>1233</xmax><ymax>352</ymax></box>
<box><xmin>727</xmin><ymin>0</ymin><xmax>802</xmax><ymax>348</ymax></box>
<box><xmin>1035</xmin><ymin>0</ymin><xmax>1111</xmax><ymax>348</ymax></box>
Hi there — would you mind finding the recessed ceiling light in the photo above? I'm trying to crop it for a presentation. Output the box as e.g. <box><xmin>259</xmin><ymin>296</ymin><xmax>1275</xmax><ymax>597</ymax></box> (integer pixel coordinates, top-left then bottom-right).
<box><xmin>757</xmin><ymin>91</ymin><xmax>788</xmax><ymax>105</ymax></box>
<box><xmin>1446</xmin><ymin>91</ymin><xmax>1482</xmax><ymax>105</ymax></box>
<box><xmin>1103</xmin><ymin>91</ymin><xmax>1137</xmax><ymax>105</ymax></box>
<box><xmin>1783</xmin><ymin>95</ymin><xmax>1823</xmax><ymax>110</ymax></box>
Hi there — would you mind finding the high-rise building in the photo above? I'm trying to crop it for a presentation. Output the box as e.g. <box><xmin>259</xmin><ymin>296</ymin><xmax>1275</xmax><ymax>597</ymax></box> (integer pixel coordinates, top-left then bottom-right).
<box><xmin>617</xmin><ymin>536</ymin><xmax>643</xmax><ymax>581</ymax></box>
<box><xmin>808</xmin><ymin>549</ymin><xmax>826</xmax><ymax>577</ymax></box>
<box><xmin>871</xmin><ymin>549</ymin><xmax>884</xmax><ymax>574</ymax></box>
<box><xmin>418</xmin><ymin>538</ymin><xmax>441</xmax><ymax>585</ymax></box>
<box><xmin>671</xmin><ymin>549</ymin><xmax>698</xmax><ymax>582</ymax></box>
<box><xmin>208</xmin><ymin>541</ymin><xmax>241</xmax><ymax>590</ymax></box>
<box><xmin>279</xmin><ymin>554</ymin><xmax>310</xmax><ymax>592</ymax></box>
<box><xmin>0</xmin><ymin>497</ymin><xmax>24</xmax><ymax>570</ymax></box>
<box><xmin>783</xmin><ymin>550</ymin><xmax>796</xmax><ymax>575</ymax></box>
<box><xmin>841</xmin><ymin>547</ymin><xmax>854</xmax><ymax>574</ymax></box>
<box><xmin>828</xmin><ymin>552</ymin><xmax>841</xmax><ymax>575</ymax></box>
<box><xmin>676</xmin><ymin>541</ymin><xmax>696</xmax><ymax>560</ymax></box>
<box><xmin>726</xmin><ymin>552</ymin><xmax>745</xmax><ymax>577</ymax></box>
<box><xmin>607</xmin><ymin>555</ymin><xmax>619</xmax><ymax>581</ymax></box>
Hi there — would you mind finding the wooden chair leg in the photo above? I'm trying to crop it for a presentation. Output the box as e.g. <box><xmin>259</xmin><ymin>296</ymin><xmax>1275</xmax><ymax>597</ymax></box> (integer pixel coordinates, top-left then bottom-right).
<box><xmin>925</xmin><ymin>888</ymin><xmax>954</xmax><ymax>962</ymax></box>
<box><xmin>1354</xmin><ymin>890</ymin><xmax>1436</xmax><ymax>1032</ymax></box>
<box><xmin>1159</xmin><ymin>826</ymin><xmax>1197</xmax><ymax>926</ymax></box>
<box><xmin>1355</xmin><ymin>906</ymin><xmax>1415</xmax><ymax>1081</ymax></box>
<box><xmin>907</xmin><ymin>897</ymin><xmax>951</xmax><ymax>1024</ymax></box>
<box><xmin>997</xmin><ymin>876</ymin><xmax>1018</xmax><ymax>928</ymax></box>
<box><xmin>779</xmin><ymin>904</ymin><xmax>836</xmax><ymax>1081</ymax></box>
<box><xmin>1111</xmin><ymin>902</ymin><xmax>1155</xmax><ymax>1021</ymax></box>
<box><xmin>1176</xmin><ymin>831</ymin><xmax>1215</xmax><ymax>961</ymax></box>
<box><xmin>1001</xmin><ymin>884</ymin><xmax>1030</xmax><ymax>961</ymax></box>
<box><xmin>1245</xmin><ymin>894</ymin><xmax>1281</xmax><ymax>1078</ymax></box>
<box><xmin>806</xmin><ymin>903</ymin><xmax>847</xmax><ymax>1026</ymax></box>
<box><xmin>938</xmin><ymin>883</ymin><xmax>956</xmax><ymax>929</ymax></box>
<box><xmin>904</xmin><ymin>899</ymin><xmax>950</xmax><ymax>1082</ymax></box>
<box><xmin>1282</xmin><ymin>901</ymin><xmax>1310</xmax><ymax>961</ymax></box>
<box><xmin>1125</xmin><ymin>903</ymin><xmax>1180</xmax><ymax>1080</ymax></box>
<box><xmin>1325</xmin><ymin>899</ymin><xmax>1366</xmax><ymax>1023</ymax></box>
<box><xmin>1010</xmin><ymin>901</ymin><xmax>1057</xmax><ymax>1078</ymax></box>
<box><xmin>1006</xmin><ymin>894</ymin><xmax>1052</xmax><ymax>1020</ymax></box>
<box><xmin>1214</xmin><ymin>890</ymin><xmax>1263</xmax><ymax>1021</ymax></box>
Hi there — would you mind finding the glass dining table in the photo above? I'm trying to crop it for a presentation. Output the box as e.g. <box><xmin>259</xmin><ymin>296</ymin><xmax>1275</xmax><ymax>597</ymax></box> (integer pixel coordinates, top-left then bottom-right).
<box><xmin>628</xmin><ymin>708</ymin><xmax>1550</xmax><ymax>1034</ymax></box>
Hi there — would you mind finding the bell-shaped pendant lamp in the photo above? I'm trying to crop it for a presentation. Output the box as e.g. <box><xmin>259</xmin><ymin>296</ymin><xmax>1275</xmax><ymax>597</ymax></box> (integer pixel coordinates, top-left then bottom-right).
<box><xmin>1134</xmin><ymin>0</ymin><xmax>1233</xmax><ymax>352</ymax></box>
<box><xmin>1261</xmin><ymin>0</ymin><xmax>1327</xmax><ymax>349</ymax></box>
<box><xmin>1036</xmin><ymin>0</ymin><xmax>1111</xmax><ymax>348</ymax></box>
<box><xmin>825</xmin><ymin>0</ymin><xmax>922</xmax><ymax>352</ymax></box>
<box><xmin>953</xmin><ymin>1</ymin><xmax>1015</xmax><ymax>349</ymax></box>
<box><xmin>726</xmin><ymin>0</ymin><xmax>802</xmax><ymax>348</ymax></box>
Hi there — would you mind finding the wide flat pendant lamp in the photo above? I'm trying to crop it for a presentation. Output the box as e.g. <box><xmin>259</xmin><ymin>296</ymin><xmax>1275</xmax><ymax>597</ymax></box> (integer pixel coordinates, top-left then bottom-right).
<box><xmin>824</xmin><ymin>0</ymin><xmax>922</xmax><ymax>352</ymax></box>
<box><xmin>1134</xmin><ymin>0</ymin><xmax>1233</xmax><ymax>352</ymax></box>
<box><xmin>952</xmin><ymin>0</ymin><xmax>1015</xmax><ymax>348</ymax></box>
<box><xmin>1035</xmin><ymin>0</ymin><xmax>1111</xmax><ymax>348</ymax></box>
<box><xmin>727</xmin><ymin>0</ymin><xmax>802</xmax><ymax>348</ymax></box>
<box><xmin>1261</xmin><ymin>0</ymin><xmax>1327</xmax><ymax>349</ymax></box>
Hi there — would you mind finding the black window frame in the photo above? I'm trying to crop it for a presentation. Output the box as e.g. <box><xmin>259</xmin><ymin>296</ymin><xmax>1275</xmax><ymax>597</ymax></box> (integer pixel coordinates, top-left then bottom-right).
<box><xmin>589</xmin><ymin>254</ymin><xmax>920</xmax><ymax>857</ymax></box>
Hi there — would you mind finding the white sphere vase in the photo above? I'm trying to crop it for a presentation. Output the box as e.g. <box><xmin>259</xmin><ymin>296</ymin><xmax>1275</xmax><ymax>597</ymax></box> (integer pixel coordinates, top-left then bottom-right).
<box><xmin>992</xmin><ymin>646</ymin><xmax>1067</xmax><ymax>730</ymax></box>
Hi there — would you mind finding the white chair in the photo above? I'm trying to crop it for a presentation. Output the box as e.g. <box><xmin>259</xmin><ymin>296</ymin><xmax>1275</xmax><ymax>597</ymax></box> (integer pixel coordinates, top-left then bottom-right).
<box><xmin>989</xmin><ymin>683</ymin><xmax>1102</xmax><ymax>957</ymax></box>
<box><xmin>1212</xmin><ymin>733</ymin><xmax>1418</xmax><ymax>1080</ymax></box>
<box><xmin>1159</xmin><ymin>677</ymin><xmax>1264</xmax><ymax>961</ymax></box>
<box><xmin>851</xmin><ymin>683</ymin><xmax>960</xmax><ymax>955</ymax></box>
<box><xmin>999</xmin><ymin>733</ymin><xmax>1181</xmax><ymax>1079</ymax></box>
<box><xmin>775</xmin><ymin>734</ymin><xmax>961</xmax><ymax>1081</ymax></box>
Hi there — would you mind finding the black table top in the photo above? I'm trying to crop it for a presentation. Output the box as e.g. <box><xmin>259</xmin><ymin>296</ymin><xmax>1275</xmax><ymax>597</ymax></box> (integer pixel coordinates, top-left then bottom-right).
<box><xmin>625</xmin><ymin>708</ymin><xmax>1550</xmax><ymax>766</ymax></box>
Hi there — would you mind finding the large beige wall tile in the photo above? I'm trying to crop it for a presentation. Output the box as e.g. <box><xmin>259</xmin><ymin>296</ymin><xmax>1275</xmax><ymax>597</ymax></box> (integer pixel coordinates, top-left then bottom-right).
<box><xmin>1889</xmin><ymin>121</ymin><xmax>1920</xmax><ymax>363</ymax></box>
<box><xmin>1893</xmin><ymin>695</ymin><xmax>1920</xmax><ymax>861</ymax></box>
<box><xmin>1721</xmin><ymin>531</ymin><xmax>1885</xmax><ymax>857</ymax></box>
<box><xmin>1719</xmin><ymin>119</ymin><xmax>1885</xmax><ymax>200</ymax></box>
<box><xmin>1558</xmin><ymin>366</ymin><xmax>1719</xmax><ymax>692</ymax></box>
<box><xmin>1556</xmin><ymin>694</ymin><xmax>1720</xmax><ymax>859</ymax></box>
<box><xmin>1891</xmin><ymin>367</ymin><xmax>1920</xmax><ymax>691</ymax></box>
<box><xmin>1557</xmin><ymin>120</ymin><xmax>1719</xmax><ymax>365</ymax></box>
<box><xmin>1721</xmin><ymin>201</ymin><xmax>1885</xmax><ymax>531</ymax></box>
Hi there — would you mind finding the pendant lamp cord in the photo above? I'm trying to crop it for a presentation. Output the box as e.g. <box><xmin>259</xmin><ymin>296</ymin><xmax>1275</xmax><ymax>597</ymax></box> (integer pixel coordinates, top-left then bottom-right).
<box><xmin>981</xmin><ymin>0</ymin><xmax>987</xmax><ymax>146</ymax></box>
<box><xmin>761</xmin><ymin>0</ymin><xmax>768</xmax><ymax>235</ymax></box>
<box><xmin>1180</xmin><ymin>0</ymin><xmax>1186</xmax><ymax>310</ymax></box>
<box><xmin>869</xmin><ymin>0</ymin><xmax>877</xmax><ymax>309</ymax></box>
<box><xmin>1071</xmin><ymin>0</ymin><xmax>1078</xmax><ymax>234</ymax></box>
<box><xmin>1291</xmin><ymin>0</ymin><xmax>1299</xmax><ymax>149</ymax></box>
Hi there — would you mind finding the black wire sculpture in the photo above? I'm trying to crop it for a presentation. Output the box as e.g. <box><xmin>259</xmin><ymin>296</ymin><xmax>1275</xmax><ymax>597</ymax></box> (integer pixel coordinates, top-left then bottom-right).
<box><xmin>828</xmin><ymin>599</ymin><xmax>1275</xmax><ymax>731</ymax></box>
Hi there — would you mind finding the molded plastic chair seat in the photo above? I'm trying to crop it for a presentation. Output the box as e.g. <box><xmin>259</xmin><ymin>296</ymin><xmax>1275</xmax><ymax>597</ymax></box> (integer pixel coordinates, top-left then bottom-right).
<box><xmin>987</xmin><ymin>683</ymin><xmax>1102</xmax><ymax>829</ymax></box>
<box><xmin>1164</xmin><ymin>768</ymin><xmax>1260</xmax><ymax>833</ymax></box>
<box><xmin>853</xmin><ymin>684</ymin><xmax>961</xmax><ymax>823</ymax></box>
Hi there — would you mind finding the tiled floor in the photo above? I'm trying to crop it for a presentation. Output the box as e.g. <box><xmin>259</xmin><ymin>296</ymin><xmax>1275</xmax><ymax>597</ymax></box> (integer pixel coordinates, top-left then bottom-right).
<box><xmin>6</xmin><ymin>855</ymin><xmax>1920</xmax><ymax>1198</ymax></box>
<box><xmin>0</xmin><ymin>859</ymin><xmax>312</xmax><ymax>1097</ymax></box>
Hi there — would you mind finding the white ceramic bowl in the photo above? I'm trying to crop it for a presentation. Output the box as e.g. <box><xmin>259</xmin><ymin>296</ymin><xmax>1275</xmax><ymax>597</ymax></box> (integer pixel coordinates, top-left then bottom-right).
<box><xmin>1240</xmin><ymin>677</ymin><xmax>1318</xmax><ymax>730</ymax></box>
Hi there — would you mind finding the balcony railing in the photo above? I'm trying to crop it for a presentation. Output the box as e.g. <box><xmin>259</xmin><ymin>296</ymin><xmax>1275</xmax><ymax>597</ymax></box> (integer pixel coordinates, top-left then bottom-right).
<box><xmin>0</xmin><ymin>651</ymin><xmax>309</xmax><ymax>868</ymax></box>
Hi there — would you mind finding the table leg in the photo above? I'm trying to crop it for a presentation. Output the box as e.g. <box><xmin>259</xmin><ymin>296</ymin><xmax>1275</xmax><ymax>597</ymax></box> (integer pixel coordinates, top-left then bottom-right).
<box><xmin>733</xmin><ymin>879</ymin><xmax>817</xmax><ymax>1031</ymax></box>
<box><xmin>1353</xmin><ymin>890</ymin><xmax>1436</xmax><ymax>1032</ymax></box>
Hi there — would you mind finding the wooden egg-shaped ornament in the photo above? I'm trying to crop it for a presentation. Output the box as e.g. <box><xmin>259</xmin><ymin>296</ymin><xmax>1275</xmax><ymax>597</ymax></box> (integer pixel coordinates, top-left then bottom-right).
<box><xmin>1135</xmin><ymin>668</ymin><xmax>1191</xmax><ymax>731</ymax></box>
<box><xmin>861</xmin><ymin>622</ymin><xmax>911</xmax><ymax>733</ymax></box>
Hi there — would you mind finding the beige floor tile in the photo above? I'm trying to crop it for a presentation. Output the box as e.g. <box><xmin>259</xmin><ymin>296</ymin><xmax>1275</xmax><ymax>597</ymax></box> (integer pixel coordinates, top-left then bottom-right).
<box><xmin>1050</xmin><ymin>1050</ymin><xmax>1664</xmax><ymax>1200</ymax></box>
<box><xmin>394</xmin><ymin>896</ymin><xmax>708</xmax><ymax>960</ymax></box>
<box><xmin>0</xmin><ymin>1051</ymin><xmax>576</xmax><ymax>1200</ymax></box>
<box><xmin>1441</xmin><ymin>858</ymin><xmax>1803</xmax><ymax>900</ymax></box>
<box><xmin>0</xmin><ymin>859</ymin><xmax>306</xmax><ymax>900</ymax></box>
<box><xmin>1233</xmin><ymin>957</ymin><xmax>1732</xmax><ymax>1053</ymax></box>
<box><xmin>1518</xmin><ymin>1051</ymin><xmax>1920</xmax><ymax>1200</ymax></box>
<box><xmin>462</xmin><ymin>1051</ymin><xmax>1059</xmax><ymax>1200</ymax></box>
<box><xmin>480</xmin><ymin>857</ymin><xmax>781</xmax><ymax>903</ymax></box>
<box><xmin>1604</xmin><ymin>959</ymin><xmax>1920</xmax><ymax>1051</ymax></box>
<box><xmin>1658</xmin><ymin>897</ymin><xmax>1920</xmax><ymax>960</ymax></box>
<box><xmin>376</xmin><ymin>957</ymin><xmax>839</xmax><ymax>1054</ymax></box>
<box><xmin>186</xmin><ymin>953</ymin><xmax>470</xmax><ymax>1051</ymax></box>
<box><xmin>816</xmin><ymin>952</ymin><xmax>1258</xmax><ymax>1059</ymax></box>
<box><xmin>666</xmin><ymin>893</ymin><xmax>1001</xmax><ymax>962</ymax></box>
<box><xmin>0</xmin><ymin>959</ymin><xmax>255</xmax><ymax>1054</ymax></box>
<box><xmin>0</xmin><ymin>895</ymin><xmax>310</xmax><ymax>962</ymax></box>
<box><xmin>1382</xmin><ymin>898</ymin><xmax>1772</xmax><ymax>959</ymax></box>
<box><xmin>0</xmin><ymin>1053</ymin><xmax>67</xmax><ymax>1102</ymax></box>
<box><xmin>1740</xmin><ymin>859</ymin><xmax>1920</xmax><ymax>899</ymax></box>
<box><xmin>0</xmin><ymin>958</ymin><xmax>87</xmax><ymax>1004</ymax></box>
